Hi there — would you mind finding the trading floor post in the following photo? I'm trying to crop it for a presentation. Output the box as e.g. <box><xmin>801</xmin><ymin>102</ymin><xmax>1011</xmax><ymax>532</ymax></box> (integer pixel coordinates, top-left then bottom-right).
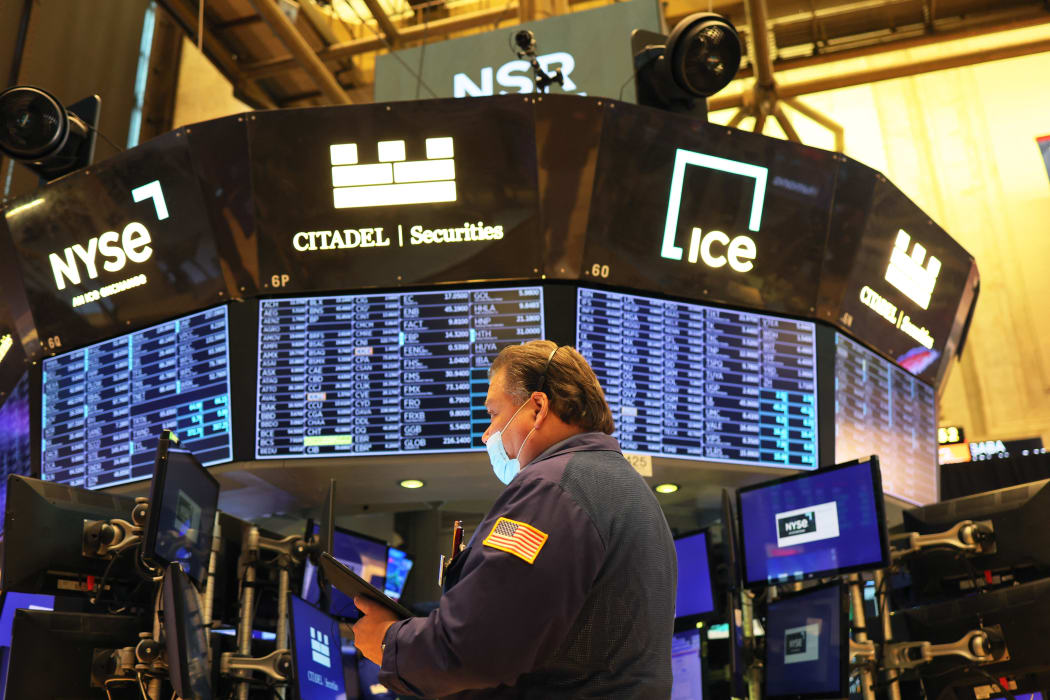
<box><xmin>849</xmin><ymin>575</ymin><xmax>876</xmax><ymax>700</ymax></box>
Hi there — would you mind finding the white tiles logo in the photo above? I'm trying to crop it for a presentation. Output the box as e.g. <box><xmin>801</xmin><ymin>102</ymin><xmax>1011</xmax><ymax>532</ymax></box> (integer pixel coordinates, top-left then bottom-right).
<box><xmin>784</xmin><ymin>622</ymin><xmax>821</xmax><ymax>664</ymax></box>
<box><xmin>775</xmin><ymin>501</ymin><xmax>840</xmax><ymax>548</ymax></box>
<box><xmin>884</xmin><ymin>229</ymin><xmax>941</xmax><ymax>310</ymax></box>
<box><xmin>660</xmin><ymin>149</ymin><xmax>768</xmax><ymax>273</ymax></box>
<box><xmin>330</xmin><ymin>138</ymin><xmax>456</xmax><ymax>208</ymax></box>
<box><xmin>309</xmin><ymin>627</ymin><xmax>332</xmax><ymax>668</ymax></box>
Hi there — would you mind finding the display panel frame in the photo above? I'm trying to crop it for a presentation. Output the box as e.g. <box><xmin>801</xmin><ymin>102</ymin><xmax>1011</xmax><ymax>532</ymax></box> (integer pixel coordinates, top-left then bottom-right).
<box><xmin>673</xmin><ymin>528</ymin><xmax>717</xmax><ymax>631</ymax></box>
<box><xmin>736</xmin><ymin>456</ymin><xmax>891</xmax><ymax>588</ymax></box>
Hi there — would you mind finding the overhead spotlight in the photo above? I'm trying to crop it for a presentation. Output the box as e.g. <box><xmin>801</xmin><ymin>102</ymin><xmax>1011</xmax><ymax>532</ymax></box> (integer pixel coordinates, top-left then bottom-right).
<box><xmin>0</xmin><ymin>86</ymin><xmax>100</xmax><ymax>183</ymax></box>
<box><xmin>632</xmin><ymin>13</ymin><xmax>742</xmax><ymax>119</ymax></box>
<box><xmin>399</xmin><ymin>479</ymin><xmax>425</xmax><ymax>489</ymax></box>
<box><xmin>654</xmin><ymin>483</ymin><xmax>680</xmax><ymax>494</ymax></box>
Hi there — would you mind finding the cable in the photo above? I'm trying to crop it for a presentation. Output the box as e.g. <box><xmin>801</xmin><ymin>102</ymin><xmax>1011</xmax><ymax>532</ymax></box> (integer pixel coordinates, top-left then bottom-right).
<box><xmin>617</xmin><ymin>71</ymin><xmax>635</xmax><ymax>101</ymax></box>
<box><xmin>92</xmin><ymin>547</ymin><xmax>131</xmax><ymax>608</ymax></box>
<box><xmin>87</xmin><ymin>122</ymin><xmax>124</xmax><ymax>154</ymax></box>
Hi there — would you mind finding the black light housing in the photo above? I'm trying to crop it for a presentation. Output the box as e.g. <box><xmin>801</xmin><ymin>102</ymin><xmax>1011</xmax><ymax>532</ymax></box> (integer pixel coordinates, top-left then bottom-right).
<box><xmin>0</xmin><ymin>86</ymin><xmax>100</xmax><ymax>183</ymax></box>
<box><xmin>633</xmin><ymin>13</ymin><xmax>742</xmax><ymax>119</ymax></box>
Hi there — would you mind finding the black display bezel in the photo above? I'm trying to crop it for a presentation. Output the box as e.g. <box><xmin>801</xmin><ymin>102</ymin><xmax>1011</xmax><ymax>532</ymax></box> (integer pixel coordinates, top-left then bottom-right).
<box><xmin>673</xmin><ymin>527</ymin><xmax>718</xmax><ymax>631</ymax></box>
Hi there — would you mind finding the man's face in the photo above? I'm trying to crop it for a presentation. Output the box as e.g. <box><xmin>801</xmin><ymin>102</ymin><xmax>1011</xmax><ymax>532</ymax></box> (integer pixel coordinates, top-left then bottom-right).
<box><xmin>482</xmin><ymin>369</ymin><xmax>530</xmax><ymax>455</ymax></box>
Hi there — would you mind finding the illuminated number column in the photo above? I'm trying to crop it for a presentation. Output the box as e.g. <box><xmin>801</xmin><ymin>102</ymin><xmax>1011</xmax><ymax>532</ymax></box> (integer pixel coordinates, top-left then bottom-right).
<box><xmin>663</xmin><ymin>300</ymin><xmax>706</xmax><ymax>458</ymax></box>
<box><xmin>130</xmin><ymin>320</ymin><xmax>181</xmax><ymax>481</ymax></box>
<box><xmin>303</xmin><ymin>296</ymin><xmax>356</xmax><ymax>455</ymax></box>
<box><xmin>85</xmin><ymin>337</ymin><xmax>133</xmax><ymax>487</ymax></box>
<box><xmin>833</xmin><ymin>337</ymin><xmax>869</xmax><ymax>458</ymax></box>
<box><xmin>258</xmin><ymin>299</ymin><xmax>308</xmax><ymax>457</ymax></box>
<box><xmin>618</xmin><ymin>295</ymin><xmax>664</xmax><ymax>453</ymax></box>
<box><xmin>401</xmin><ymin>291</ymin><xmax>472</xmax><ymax>452</ymax></box>
<box><xmin>351</xmin><ymin>294</ymin><xmax>401</xmax><ymax>453</ymax></box>
<box><xmin>576</xmin><ymin>289</ymin><xmax>623</xmax><ymax>432</ymax></box>
<box><xmin>468</xmin><ymin>288</ymin><xmax>543</xmax><ymax>447</ymax></box>
<box><xmin>890</xmin><ymin>375</ymin><xmax>936</xmax><ymax>502</ymax></box>
<box><xmin>42</xmin><ymin>349</ymin><xmax>89</xmax><ymax>485</ymax></box>
<box><xmin>759</xmin><ymin>318</ymin><xmax>817</xmax><ymax>468</ymax></box>
<box><xmin>704</xmin><ymin>309</ymin><xmax>765</xmax><ymax>463</ymax></box>
<box><xmin>173</xmin><ymin>308</ymin><xmax>231</xmax><ymax>464</ymax></box>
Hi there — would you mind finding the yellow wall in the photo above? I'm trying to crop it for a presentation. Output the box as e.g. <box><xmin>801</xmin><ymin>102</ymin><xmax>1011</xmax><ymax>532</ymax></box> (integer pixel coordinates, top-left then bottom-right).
<box><xmin>711</xmin><ymin>26</ymin><xmax>1050</xmax><ymax>446</ymax></box>
<box><xmin>172</xmin><ymin>38</ymin><xmax>251</xmax><ymax>128</ymax></box>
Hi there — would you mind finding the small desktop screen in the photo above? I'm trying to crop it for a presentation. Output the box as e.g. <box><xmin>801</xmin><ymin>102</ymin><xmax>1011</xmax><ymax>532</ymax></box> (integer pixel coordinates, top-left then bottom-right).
<box><xmin>358</xmin><ymin>656</ymin><xmax>396</xmax><ymax>699</ymax></box>
<box><xmin>671</xmin><ymin>629</ymin><xmax>703</xmax><ymax>700</ymax></box>
<box><xmin>147</xmin><ymin>448</ymin><xmax>219</xmax><ymax>584</ymax></box>
<box><xmin>764</xmin><ymin>584</ymin><xmax>846</xmax><ymax>699</ymax></box>
<box><xmin>303</xmin><ymin>526</ymin><xmax>388</xmax><ymax>618</ymax></box>
<box><xmin>738</xmin><ymin>458</ymin><xmax>888</xmax><ymax>586</ymax></box>
<box><xmin>675</xmin><ymin>531</ymin><xmax>715</xmax><ymax>618</ymax></box>
<box><xmin>0</xmin><ymin>592</ymin><xmax>55</xmax><ymax>697</ymax></box>
<box><xmin>290</xmin><ymin>595</ymin><xmax>347</xmax><ymax>700</ymax></box>
<box><xmin>383</xmin><ymin>548</ymin><xmax>413</xmax><ymax>602</ymax></box>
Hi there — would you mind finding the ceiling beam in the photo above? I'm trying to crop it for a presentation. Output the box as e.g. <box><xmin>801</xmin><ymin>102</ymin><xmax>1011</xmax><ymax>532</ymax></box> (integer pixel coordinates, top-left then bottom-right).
<box><xmin>360</xmin><ymin>0</ymin><xmax>402</xmax><ymax>45</ymax></box>
<box><xmin>248</xmin><ymin>0</ymin><xmax>354</xmax><ymax>105</ymax></box>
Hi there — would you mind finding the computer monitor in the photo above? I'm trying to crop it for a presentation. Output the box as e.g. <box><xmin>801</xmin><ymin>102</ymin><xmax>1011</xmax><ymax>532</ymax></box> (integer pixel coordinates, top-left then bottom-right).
<box><xmin>289</xmin><ymin>595</ymin><xmax>347</xmax><ymax>700</ymax></box>
<box><xmin>1</xmin><ymin>476</ymin><xmax>141</xmax><ymax>597</ymax></box>
<box><xmin>4</xmin><ymin>609</ymin><xmax>143</xmax><ymax>699</ymax></box>
<box><xmin>383</xmin><ymin>548</ymin><xmax>413</xmax><ymax>602</ymax></box>
<box><xmin>675</xmin><ymin>530</ymin><xmax>715</xmax><ymax>627</ymax></box>
<box><xmin>0</xmin><ymin>591</ymin><xmax>55</xmax><ymax>694</ymax></box>
<box><xmin>671</xmin><ymin>628</ymin><xmax>704</xmax><ymax>699</ymax></box>
<box><xmin>357</xmin><ymin>657</ymin><xmax>396</xmax><ymax>699</ymax></box>
<box><xmin>763</xmin><ymin>582</ymin><xmax>849</xmax><ymax>700</ymax></box>
<box><xmin>145</xmin><ymin>434</ymin><xmax>220</xmax><ymax>584</ymax></box>
<box><xmin>722</xmin><ymin>489</ymin><xmax>742</xmax><ymax>593</ymax></box>
<box><xmin>902</xmin><ymin>479</ymin><xmax>1050</xmax><ymax>600</ymax></box>
<box><xmin>303</xmin><ymin>527</ymin><xmax>387</xmax><ymax>619</ymax></box>
<box><xmin>161</xmin><ymin>563</ymin><xmax>212</xmax><ymax>700</ymax></box>
<box><xmin>737</xmin><ymin>457</ymin><xmax>890</xmax><ymax>587</ymax></box>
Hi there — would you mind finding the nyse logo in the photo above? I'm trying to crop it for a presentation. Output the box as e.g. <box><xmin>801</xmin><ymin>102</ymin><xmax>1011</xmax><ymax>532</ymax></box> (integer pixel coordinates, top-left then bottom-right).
<box><xmin>660</xmin><ymin>149</ymin><xmax>768</xmax><ymax>273</ymax></box>
<box><xmin>453</xmin><ymin>53</ymin><xmax>579</xmax><ymax>97</ymax></box>
<box><xmin>309</xmin><ymin>627</ymin><xmax>332</xmax><ymax>668</ymax></box>
<box><xmin>784</xmin><ymin>623</ymin><xmax>821</xmax><ymax>664</ymax></box>
<box><xmin>775</xmin><ymin>501</ymin><xmax>840</xmax><ymax>547</ymax></box>
<box><xmin>884</xmin><ymin>229</ymin><xmax>941</xmax><ymax>310</ymax></box>
<box><xmin>329</xmin><ymin>138</ymin><xmax>456</xmax><ymax>209</ymax></box>
<box><xmin>48</xmin><ymin>180</ymin><xmax>167</xmax><ymax>291</ymax></box>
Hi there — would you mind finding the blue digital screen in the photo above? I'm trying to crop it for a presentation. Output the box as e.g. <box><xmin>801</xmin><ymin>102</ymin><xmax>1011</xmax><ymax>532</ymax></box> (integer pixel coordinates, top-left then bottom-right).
<box><xmin>41</xmin><ymin>306</ymin><xmax>233</xmax><ymax>489</ymax></box>
<box><xmin>256</xmin><ymin>286</ymin><xmax>543</xmax><ymax>458</ymax></box>
<box><xmin>291</xmin><ymin>595</ymin><xmax>347</xmax><ymax>700</ymax></box>
<box><xmin>675</xmin><ymin>531</ymin><xmax>714</xmax><ymax>618</ymax></box>
<box><xmin>764</xmin><ymin>585</ymin><xmax>844</xmax><ymax>698</ymax></box>
<box><xmin>739</xmin><ymin>461</ymin><xmax>886</xmax><ymax>586</ymax></box>
<box><xmin>358</xmin><ymin>656</ymin><xmax>396</xmax><ymax>699</ymax></box>
<box><xmin>0</xmin><ymin>372</ymin><xmax>32</xmax><ymax>535</ymax></box>
<box><xmin>576</xmin><ymin>288</ymin><xmax>818</xmax><ymax>470</ymax></box>
<box><xmin>0</xmin><ymin>592</ymin><xmax>54</xmax><ymax>648</ymax></box>
<box><xmin>671</xmin><ymin>629</ymin><xmax>703</xmax><ymax>699</ymax></box>
<box><xmin>303</xmin><ymin>527</ymin><xmax>388</xmax><ymax>619</ymax></box>
<box><xmin>993</xmin><ymin>694</ymin><xmax>1043</xmax><ymax>700</ymax></box>
<box><xmin>383</xmin><ymin>548</ymin><xmax>413</xmax><ymax>601</ymax></box>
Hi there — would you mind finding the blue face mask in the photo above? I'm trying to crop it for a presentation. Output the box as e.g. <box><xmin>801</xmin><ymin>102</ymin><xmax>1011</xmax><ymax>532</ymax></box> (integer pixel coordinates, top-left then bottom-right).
<box><xmin>486</xmin><ymin>400</ymin><xmax>536</xmax><ymax>486</ymax></box>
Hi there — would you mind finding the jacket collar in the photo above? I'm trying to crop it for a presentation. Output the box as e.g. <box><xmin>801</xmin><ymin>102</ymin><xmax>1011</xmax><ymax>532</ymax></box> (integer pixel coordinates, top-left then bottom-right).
<box><xmin>529</xmin><ymin>432</ymin><xmax>621</xmax><ymax>465</ymax></box>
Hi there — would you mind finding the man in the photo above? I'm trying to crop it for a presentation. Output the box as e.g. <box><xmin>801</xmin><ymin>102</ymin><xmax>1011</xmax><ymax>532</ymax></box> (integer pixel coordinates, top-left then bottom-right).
<box><xmin>353</xmin><ymin>340</ymin><xmax>677</xmax><ymax>698</ymax></box>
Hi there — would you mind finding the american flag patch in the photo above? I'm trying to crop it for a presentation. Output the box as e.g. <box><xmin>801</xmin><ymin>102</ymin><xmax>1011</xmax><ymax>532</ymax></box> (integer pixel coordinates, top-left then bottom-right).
<box><xmin>482</xmin><ymin>517</ymin><xmax>549</xmax><ymax>564</ymax></box>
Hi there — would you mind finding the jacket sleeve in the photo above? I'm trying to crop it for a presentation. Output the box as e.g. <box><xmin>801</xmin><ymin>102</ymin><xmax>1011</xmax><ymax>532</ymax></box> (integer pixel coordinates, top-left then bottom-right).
<box><xmin>377</xmin><ymin>474</ymin><xmax>606</xmax><ymax>698</ymax></box>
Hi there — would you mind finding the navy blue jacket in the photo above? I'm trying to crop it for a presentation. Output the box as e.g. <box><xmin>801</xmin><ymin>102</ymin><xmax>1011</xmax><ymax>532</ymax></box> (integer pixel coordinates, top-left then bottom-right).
<box><xmin>378</xmin><ymin>432</ymin><xmax>677</xmax><ymax>699</ymax></box>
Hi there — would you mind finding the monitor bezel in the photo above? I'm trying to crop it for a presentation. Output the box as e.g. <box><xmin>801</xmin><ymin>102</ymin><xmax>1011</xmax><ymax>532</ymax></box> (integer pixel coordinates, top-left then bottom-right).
<box><xmin>763</xmin><ymin>580</ymin><xmax>850</xmax><ymax>700</ymax></box>
<box><xmin>673</xmin><ymin>527</ymin><xmax>717</xmax><ymax>630</ymax></box>
<box><xmin>288</xmin><ymin>593</ymin><xmax>347</xmax><ymax>700</ymax></box>
<box><xmin>736</xmin><ymin>455</ymin><xmax>890</xmax><ymax>588</ymax></box>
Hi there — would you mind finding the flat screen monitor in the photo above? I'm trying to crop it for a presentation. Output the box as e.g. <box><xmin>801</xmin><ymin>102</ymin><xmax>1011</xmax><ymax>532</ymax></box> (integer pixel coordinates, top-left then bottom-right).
<box><xmin>576</xmin><ymin>287</ymin><xmax>818</xmax><ymax>470</ymax></box>
<box><xmin>671</xmin><ymin>628</ymin><xmax>704</xmax><ymax>700</ymax></box>
<box><xmin>834</xmin><ymin>333</ymin><xmax>937</xmax><ymax>505</ymax></box>
<box><xmin>763</xmin><ymin>582</ymin><xmax>849</xmax><ymax>700</ymax></box>
<box><xmin>256</xmin><ymin>286</ymin><xmax>543</xmax><ymax>458</ymax></box>
<box><xmin>358</xmin><ymin>656</ymin><xmax>396</xmax><ymax>699</ymax></box>
<box><xmin>383</xmin><ymin>548</ymin><xmax>413</xmax><ymax>602</ymax></box>
<box><xmin>0</xmin><ymin>592</ymin><xmax>54</xmax><ymax>696</ymax></box>
<box><xmin>161</xmin><ymin>563</ymin><xmax>212</xmax><ymax>700</ymax></box>
<box><xmin>41</xmin><ymin>305</ymin><xmax>233</xmax><ymax>489</ymax></box>
<box><xmin>303</xmin><ymin>526</ymin><xmax>388</xmax><ymax>619</ymax></box>
<box><xmin>737</xmin><ymin>457</ymin><xmax>890</xmax><ymax>587</ymax></box>
<box><xmin>290</xmin><ymin>595</ymin><xmax>347</xmax><ymax>700</ymax></box>
<box><xmin>674</xmin><ymin>530</ymin><xmax>715</xmax><ymax>622</ymax></box>
<box><xmin>0</xmin><ymin>372</ymin><xmax>32</xmax><ymax>536</ymax></box>
<box><xmin>145</xmin><ymin>434</ymin><xmax>220</xmax><ymax>584</ymax></box>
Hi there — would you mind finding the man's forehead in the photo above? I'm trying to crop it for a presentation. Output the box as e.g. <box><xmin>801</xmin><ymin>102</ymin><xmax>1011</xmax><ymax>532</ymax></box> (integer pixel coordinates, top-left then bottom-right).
<box><xmin>485</xmin><ymin>369</ymin><xmax>509</xmax><ymax>406</ymax></box>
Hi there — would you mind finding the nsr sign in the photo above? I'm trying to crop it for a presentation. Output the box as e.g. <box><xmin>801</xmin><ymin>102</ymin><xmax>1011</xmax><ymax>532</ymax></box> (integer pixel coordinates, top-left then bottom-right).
<box><xmin>453</xmin><ymin>52</ymin><xmax>581</xmax><ymax>97</ymax></box>
<box><xmin>660</xmin><ymin>149</ymin><xmax>767</xmax><ymax>273</ymax></box>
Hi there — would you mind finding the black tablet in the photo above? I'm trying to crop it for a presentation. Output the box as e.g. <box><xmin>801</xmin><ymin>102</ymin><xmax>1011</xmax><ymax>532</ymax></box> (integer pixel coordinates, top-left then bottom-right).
<box><xmin>319</xmin><ymin>553</ymin><xmax>414</xmax><ymax>620</ymax></box>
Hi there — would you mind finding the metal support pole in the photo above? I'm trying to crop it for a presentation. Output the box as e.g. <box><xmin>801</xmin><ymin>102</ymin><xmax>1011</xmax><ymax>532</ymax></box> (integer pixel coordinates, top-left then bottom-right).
<box><xmin>727</xmin><ymin>108</ymin><xmax>748</xmax><ymax>129</ymax></box>
<box><xmin>741</xmin><ymin>590</ymin><xmax>760</xmax><ymax>700</ymax></box>
<box><xmin>849</xmin><ymin>576</ymin><xmax>876</xmax><ymax>700</ymax></box>
<box><xmin>203</xmin><ymin>513</ymin><xmax>221</xmax><ymax>629</ymax></box>
<box><xmin>236</xmin><ymin>526</ymin><xmax>260</xmax><ymax>700</ymax></box>
<box><xmin>773</xmin><ymin>103</ymin><xmax>802</xmax><ymax>143</ymax></box>
<box><xmin>783</xmin><ymin>98</ymin><xmax>846</xmax><ymax>152</ymax></box>
<box><xmin>875</xmin><ymin>569</ymin><xmax>903</xmax><ymax>700</ymax></box>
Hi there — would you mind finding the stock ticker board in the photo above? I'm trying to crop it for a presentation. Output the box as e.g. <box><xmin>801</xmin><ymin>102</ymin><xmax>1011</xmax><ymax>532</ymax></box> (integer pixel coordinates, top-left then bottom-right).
<box><xmin>576</xmin><ymin>288</ymin><xmax>818</xmax><ymax>469</ymax></box>
<box><xmin>255</xmin><ymin>286</ymin><xmax>543</xmax><ymax>458</ymax></box>
<box><xmin>834</xmin><ymin>333</ymin><xmax>938</xmax><ymax>505</ymax></box>
<box><xmin>41</xmin><ymin>306</ymin><xmax>233</xmax><ymax>489</ymax></box>
<box><xmin>0</xmin><ymin>372</ymin><xmax>32</xmax><ymax>533</ymax></box>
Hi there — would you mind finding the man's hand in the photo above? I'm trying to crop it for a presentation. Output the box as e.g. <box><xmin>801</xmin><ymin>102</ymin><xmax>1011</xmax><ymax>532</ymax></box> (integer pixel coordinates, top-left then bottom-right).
<box><xmin>352</xmin><ymin>595</ymin><xmax>398</xmax><ymax>665</ymax></box>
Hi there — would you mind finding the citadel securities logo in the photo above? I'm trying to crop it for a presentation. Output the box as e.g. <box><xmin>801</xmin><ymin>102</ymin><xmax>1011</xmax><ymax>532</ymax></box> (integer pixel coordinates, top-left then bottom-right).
<box><xmin>660</xmin><ymin>149</ymin><xmax>768</xmax><ymax>273</ymax></box>
<box><xmin>884</xmin><ymin>229</ymin><xmax>941</xmax><ymax>310</ymax></box>
<box><xmin>774</xmin><ymin>501</ymin><xmax>840</xmax><ymax>548</ymax></box>
<box><xmin>46</xmin><ymin>180</ymin><xmax>168</xmax><ymax>307</ymax></box>
<box><xmin>309</xmin><ymin>627</ymin><xmax>332</xmax><ymax>668</ymax></box>
<box><xmin>784</xmin><ymin>622</ymin><xmax>821</xmax><ymax>664</ymax></box>
<box><xmin>329</xmin><ymin>137</ymin><xmax>456</xmax><ymax>208</ymax></box>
